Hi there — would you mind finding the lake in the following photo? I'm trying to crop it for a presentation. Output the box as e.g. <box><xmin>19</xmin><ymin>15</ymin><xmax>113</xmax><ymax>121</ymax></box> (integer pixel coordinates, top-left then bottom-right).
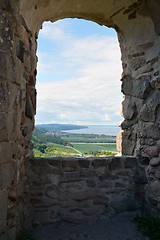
<box><xmin>63</xmin><ymin>125</ymin><xmax>120</xmax><ymax>136</ymax></box>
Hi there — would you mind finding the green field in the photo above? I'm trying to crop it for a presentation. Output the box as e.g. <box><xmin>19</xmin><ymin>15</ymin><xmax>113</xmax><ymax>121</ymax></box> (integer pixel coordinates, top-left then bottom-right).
<box><xmin>32</xmin><ymin>126</ymin><xmax>117</xmax><ymax>157</ymax></box>
<box><xmin>72</xmin><ymin>143</ymin><xmax>117</xmax><ymax>154</ymax></box>
<box><xmin>61</xmin><ymin>134</ymin><xmax>116</xmax><ymax>143</ymax></box>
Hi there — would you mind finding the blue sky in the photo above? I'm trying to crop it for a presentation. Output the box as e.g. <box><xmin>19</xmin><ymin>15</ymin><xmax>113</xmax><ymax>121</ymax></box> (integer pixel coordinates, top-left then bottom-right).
<box><xmin>36</xmin><ymin>18</ymin><xmax>123</xmax><ymax>125</ymax></box>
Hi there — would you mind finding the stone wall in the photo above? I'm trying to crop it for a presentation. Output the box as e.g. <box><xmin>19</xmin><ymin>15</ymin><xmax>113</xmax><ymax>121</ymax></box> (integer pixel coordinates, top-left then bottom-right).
<box><xmin>0</xmin><ymin>1</ymin><xmax>37</xmax><ymax>239</ymax></box>
<box><xmin>0</xmin><ymin>0</ymin><xmax>160</xmax><ymax>239</ymax></box>
<box><xmin>28</xmin><ymin>156</ymin><xmax>146</xmax><ymax>226</ymax></box>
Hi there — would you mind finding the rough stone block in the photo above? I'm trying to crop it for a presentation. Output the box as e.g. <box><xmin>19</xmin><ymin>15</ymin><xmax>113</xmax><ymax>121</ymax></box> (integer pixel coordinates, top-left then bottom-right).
<box><xmin>60</xmin><ymin>180</ymin><xmax>85</xmax><ymax>189</ymax></box>
<box><xmin>155</xmin><ymin>167</ymin><xmax>160</xmax><ymax>179</ymax></box>
<box><xmin>28</xmin><ymin>86</ymin><xmax>36</xmax><ymax>111</ymax></box>
<box><xmin>109</xmin><ymin>157</ymin><xmax>123</xmax><ymax>170</ymax></box>
<box><xmin>149</xmin><ymin>181</ymin><xmax>160</xmax><ymax>201</ymax></box>
<box><xmin>0</xmin><ymin>143</ymin><xmax>12</xmax><ymax>164</ymax></box>
<box><xmin>0</xmin><ymin>51</ymin><xmax>15</xmax><ymax>81</ymax></box>
<box><xmin>92</xmin><ymin>158</ymin><xmax>110</xmax><ymax>168</ymax></box>
<box><xmin>16</xmin><ymin>23</ymin><xmax>30</xmax><ymax>49</ymax></box>
<box><xmin>0</xmin><ymin>111</ymin><xmax>23</xmax><ymax>142</ymax></box>
<box><xmin>0</xmin><ymin>12</ymin><xmax>14</xmax><ymax>51</ymax></box>
<box><xmin>98</xmin><ymin>180</ymin><xmax>113</xmax><ymax>188</ymax></box>
<box><xmin>8</xmin><ymin>186</ymin><xmax>18</xmax><ymax>201</ymax></box>
<box><xmin>0</xmin><ymin>0</ymin><xmax>13</xmax><ymax>12</ymax></box>
<box><xmin>86</xmin><ymin>179</ymin><xmax>96</xmax><ymax>187</ymax></box>
<box><xmin>62</xmin><ymin>159</ymin><xmax>79</xmax><ymax>168</ymax></box>
<box><xmin>79</xmin><ymin>159</ymin><xmax>90</xmax><ymax>168</ymax></box>
<box><xmin>145</xmin><ymin>145</ymin><xmax>159</xmax><ymax>157</ymax></box>
<box><xmin>16</xmin><ymin>40</ymin><xmax>25</xmax><ymax>62</ymax></box>
<box><xmin>124</xmin><ymin>157</ymin><xmax>137</xmax><ymax>168</ymax></box>
<box><xmin>24</xmin><ymin>50</ymin><xmax>32</xmax><ymax>73</ymax></box>
<box><xmin>121</xmin><ymin>98</ymin><xmax>137</xmax><ymax>120</ymax></box>
<box><xmin>25</xmin><ymin>87</ymin><xmax>34</xmax><ymax>120</ymax></box>
<box><xmin>150</xmin><ymin>157</ymin><xmax>160</xmax><ymax>166</ymax></box>
<box><xmin>139</xmin><ymin>122</ymin><xmax>160</xmax><ymax>140</ymax></box>
<box><xmin>122</xmin><ymin>75</ymin><xmax>152</xmax><ymax>99</ymax></box>
<box><xmin>133</xmin><ymin>167</ymin><xmax>148</xmax><ymax>184</ymax></box>
<box><xmin>0</xmin><ymin>162</ymin><xmax>15</xmax><ymax>188</ymax></box>
<box><xmin>109</xmin><ymin>195</ymin><xmax>138</xmax><ymax>213</ymax></box>
<box><xmin>0</xmin><ymin>189</ymin><xmax>7</xmax><ymax>235</ymax></box>
<box><xmin>120</xmin><ymin>130</ymin><xmax>136</xmax><ymax>155</ymax></box>
<box><xmin>48</xmin><ymin>158</ymin><xmax>62</xmax><ymax>167</ymax></box>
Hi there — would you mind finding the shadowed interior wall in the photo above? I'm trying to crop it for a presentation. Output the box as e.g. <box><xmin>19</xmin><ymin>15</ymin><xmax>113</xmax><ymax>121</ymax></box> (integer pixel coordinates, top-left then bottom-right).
<box><xmin>0</xmin><ymin>0</ymin><xmax>160</xmax><ymax>239</ymax></box>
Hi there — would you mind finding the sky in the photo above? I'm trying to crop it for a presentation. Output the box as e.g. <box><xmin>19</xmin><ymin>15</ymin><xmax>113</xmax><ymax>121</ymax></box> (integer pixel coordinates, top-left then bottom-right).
<box><xmin>36</xmin><ymin>18</ymin><xmax>123</xmax><ymax>126</ymax></box>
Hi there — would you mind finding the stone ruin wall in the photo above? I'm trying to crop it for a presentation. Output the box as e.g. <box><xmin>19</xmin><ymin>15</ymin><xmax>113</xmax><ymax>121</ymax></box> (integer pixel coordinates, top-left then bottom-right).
<box><xmin>0</xmin><ymin>0</ymin><xmax>160</xmax><ymax>239</ymax></box>
<box><xmin>28</xmin><ymin>156</ymin><xmax>147</xmax><ymax>226</ymax></box>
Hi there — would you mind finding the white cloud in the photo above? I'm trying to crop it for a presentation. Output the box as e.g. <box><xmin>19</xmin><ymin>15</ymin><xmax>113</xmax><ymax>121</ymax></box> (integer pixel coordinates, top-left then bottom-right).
<box><xmin>36</xmin><ymin>20</ymin><xmax>123</xmax><ymax>125</ymax></box>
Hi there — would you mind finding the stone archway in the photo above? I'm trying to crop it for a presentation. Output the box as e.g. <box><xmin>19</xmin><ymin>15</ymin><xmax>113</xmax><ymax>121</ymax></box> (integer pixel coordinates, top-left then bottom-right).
<box><xmin>1</xmin><ymin>0</ymin><xmax>160</xmax><ymax>238</ymax></box>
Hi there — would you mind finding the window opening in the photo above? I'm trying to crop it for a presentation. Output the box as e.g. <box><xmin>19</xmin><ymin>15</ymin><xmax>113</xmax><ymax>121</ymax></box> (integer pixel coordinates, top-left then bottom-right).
<box><xmin>33</xmin><ymin>19</ymin><xmax>122</xmax><ymax>158</ymax></box>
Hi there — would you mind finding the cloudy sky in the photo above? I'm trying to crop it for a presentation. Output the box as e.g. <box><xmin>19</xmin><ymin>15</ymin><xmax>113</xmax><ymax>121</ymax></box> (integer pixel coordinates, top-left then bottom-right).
<box><xmin>36</xmin><ymin>18</ymin><xmax>123</xmax><ymax>125</ymax></box>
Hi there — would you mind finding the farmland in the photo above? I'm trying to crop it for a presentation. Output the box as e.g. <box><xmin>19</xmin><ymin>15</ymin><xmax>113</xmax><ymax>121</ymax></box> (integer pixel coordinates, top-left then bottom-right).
<box><xmin>71</xmin><ymin>143</ymin><xmax>117</xmax><ymax>155</ymax></box>
<box><xmin>32</xmin><ymin>125</ymin><xmax>117</xmax><ymax>157</ymax></box>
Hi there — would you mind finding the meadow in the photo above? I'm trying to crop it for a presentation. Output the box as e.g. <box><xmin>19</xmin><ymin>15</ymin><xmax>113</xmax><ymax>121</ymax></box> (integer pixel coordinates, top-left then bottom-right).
<box><xmin>71</xmin><ymin>143</ymin><xmax>117</xmax><ymax>154</ymax></box>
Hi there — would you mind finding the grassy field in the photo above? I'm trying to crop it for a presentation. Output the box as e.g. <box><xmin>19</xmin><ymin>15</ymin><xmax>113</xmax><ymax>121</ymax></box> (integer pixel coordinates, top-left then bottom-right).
<box><xmin>72</xmin><ymin>143</ymin><xmax>117</xmax><ymax>154</ymax></box>
<box><xmin>61</xmin><ymin>134</ymin><xmax>116</xmax><ymax>143</ymax></box>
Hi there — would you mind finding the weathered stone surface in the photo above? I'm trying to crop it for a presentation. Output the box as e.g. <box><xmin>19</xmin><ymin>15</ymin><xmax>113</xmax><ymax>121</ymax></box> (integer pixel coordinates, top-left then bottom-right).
<box><xmin>0</xmin><ymin>143</ymin><xmax>12</xmax><ymax>164</ymax></box>
<box><xmin>48</xmin><ymin>158</ymin><xmax>62</xmax><ymax>167</ymax></box>
<box><xmin>150</xmin><ymin>157</ymin><xmax>160</xmax><ymax>166</ymax></box>
<box><xmin>62</xmin><ymin>159</ymin><xmax>79</xmax><ymax>168</ymax></box>
<box><xmin>8</xmin><ymin>186</ymin><xmax>18</xmax><ymax>201</ymax></box>
<box><xmin>0</xmin><ymin>190</ymin><xmax>7</xmax><ymax>235</ymax></box>
<box><xmin>134</xmin><ymin>167</ymin><xmax>148</xmax><ymax>184</ymax></box>
<box><xmin>121</xmin><ymin>98</ymin><xmax>137</xmax><ymax>120</ymax></box>
<box><xmin>124</xmin><ymin>157</ymin><xmax>137</xmax><ymax>168</ymax></box>
<box><xmin>25</xmin><ymin>87</ymin><xmax>34</xmax><ymax>120</ymax></box>
<box><xmin>0</xmin><ymin>162</ymin><xmax>15</xmax><ymax>188</ymax></box>
<box><xmin>79</xmin><ymin>159</ymin><xmax>90</xmax><ymax>168</ymax></box>
<box><xmin>149</xmin><ymin>181</ymin><xmax>160</xmax><ymax>201</ymax></box>
<box><xmin>109</xmin><ymin>195</ymin><xmax>138</xmax><ymax>213</ymax></box>
<box><xmin>155</xmin><ymin>167</ymin><xmax>160</xmax><ymax>179</ymax></box>
<box><xmin>109</xmin><ymin>157</ymin><xmax>123</xmax><ymax>170</ymax></box>
<box><xmin>1</xmin><ymin>0</ymin><xmax>160</xmax><ymax>237</ymax></box>
<box><xmin>17</xmin><ymin>40</ymin><xmax>25</xmax><ymax>62</ymax></box>
<box><xmin>139</xmin><ymin>122</ymin><xmax>160</xmax><ymax>140</ymax></box>
<box><xmin>122</xmin><ymin>76</ymin><xmax>152</xmax><ymax>99</ymax></box>
<box><xmin>119</xmin><ymin>129</ymin><xmax>136</xmax><ymax>155</ymax></box>
<box><xmin>144</xmin><ymin>145</ymin><xmax>159</xmax><ymax>157</ymax></box>
<box><xmin>92</xmin><ymin>158</ymin><xmax>110</xmax><ymax>168</ymax></box>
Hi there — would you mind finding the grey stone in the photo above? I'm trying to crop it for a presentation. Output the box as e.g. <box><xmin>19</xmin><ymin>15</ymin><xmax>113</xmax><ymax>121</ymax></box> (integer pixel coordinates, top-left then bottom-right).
<box><xmin>0</xmin><ymin>143</ymin><xmax>12</xmax><ymax>164</ymax></box>
<box><xmin>150</xmin><ymin>157</ymin><xmax>160</xmax><ymax>166</ymax></box>
<box><xmin>122</xmin><ymin>76</ymin><xmax>152</xmax><ymax>99</ymax></box>
<box><xmin>0</xmin><ymin>190</ymin><xmax>7</xmax><ymax>235</ymax></box>
<box><xmin>149</xmin><ymin>181</ymin><xmax>160</xmax><ymax>201</ymax></box>
<box><xmin>121</xmin><ymin>98</ymin><xmax>137</xmax><ymax>120</ymax></box>
<box><xmin>0</xmin><ymin>162</ymin><xmax>15</xmax><ymax>188</ymax></box>
<box><xmin>145</xmin><ymin>145</ymin><xmax>159</xmax><ymax>157</ymax></box>
<box><xmin>79</xmin><ymin>159</ymin><xmax>90</xmax><ymax>168</ymax></box>
<box><xmin>124</xmin><ymin>157</ymin><xmax>137</xmax><ymax>168</ymax></box>
<box><xmin>109</xmin><ymin>157</ymin><xmax>123</xmax><ymax>170</ymax></box>
<box><xmin>16</xmin><ymin>40</ymin><xmax>25</xmax><ymax>62</ymax></box>
<box><xmin>134</xmin><ymin>167</ymin><xmax>148</xmax><ymax>184</ymax></box>
<box><xmin>109</xmin><ymin>195</ymin><xmax>138</xmax><ymax>213</ymax></box>
<box><xmin>25</xmin><ymin>87</ymin><xmax>34</xmax><ymax>119</ymax></box>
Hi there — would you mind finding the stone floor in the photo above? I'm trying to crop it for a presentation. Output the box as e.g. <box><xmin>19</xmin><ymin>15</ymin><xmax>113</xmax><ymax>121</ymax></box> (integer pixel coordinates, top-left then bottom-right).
<box><xmin>33</xmin><ymin>213</ymin><xmax>150</xmax><ymax>240</ymax></box>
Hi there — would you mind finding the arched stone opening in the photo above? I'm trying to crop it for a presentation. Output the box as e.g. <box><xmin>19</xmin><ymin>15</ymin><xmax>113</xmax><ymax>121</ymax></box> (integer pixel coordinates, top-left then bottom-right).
<box><xmin>35</xmin><ymin>18</ymin><xmax>122</xmax><ymax>157</ymax></box>
<box><xmin>1</xmin><ymin>0</ymin><xmax>160</xmax><ymax>238</ymax></box>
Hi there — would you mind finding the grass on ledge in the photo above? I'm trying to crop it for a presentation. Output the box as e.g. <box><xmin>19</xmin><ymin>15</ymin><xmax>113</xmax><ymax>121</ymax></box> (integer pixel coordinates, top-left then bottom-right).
<box><xmin>134</xmin><ymin>212</ymin><xmax>160</xmax><ymax>240</ymax></box>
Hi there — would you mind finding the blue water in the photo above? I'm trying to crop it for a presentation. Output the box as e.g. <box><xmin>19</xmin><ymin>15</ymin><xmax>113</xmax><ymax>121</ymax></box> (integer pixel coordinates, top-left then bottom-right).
<box><xmin>63</xmin><ymin>125</ymin><xmax>120</xmax><ymax>136</ymax></box>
